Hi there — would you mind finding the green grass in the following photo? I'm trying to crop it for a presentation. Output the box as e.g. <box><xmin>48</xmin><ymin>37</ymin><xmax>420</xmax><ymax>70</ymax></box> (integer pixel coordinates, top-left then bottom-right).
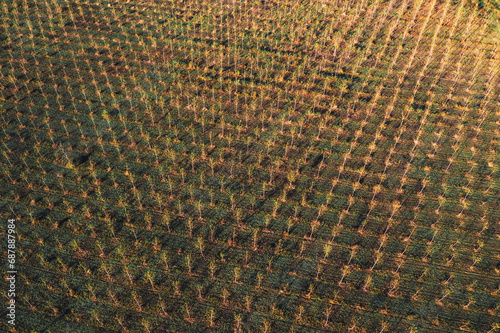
<box><xmin>1</xmin><ymin>0</ymin><xmax>499</xmax><ymax>332</ymax></box>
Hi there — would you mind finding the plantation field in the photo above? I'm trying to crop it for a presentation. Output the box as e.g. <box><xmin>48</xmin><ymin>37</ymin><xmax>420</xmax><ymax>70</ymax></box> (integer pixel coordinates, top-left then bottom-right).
<box><xmin>1</xmin><ymin>0</ymin><xmax>500</xmax><ymax>332</ymax></box>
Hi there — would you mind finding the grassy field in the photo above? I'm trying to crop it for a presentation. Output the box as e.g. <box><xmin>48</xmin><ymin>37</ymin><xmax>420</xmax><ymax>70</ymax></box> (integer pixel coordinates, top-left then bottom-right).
<box><xmin>1</xmin><ymin>0</ymin><xmax>500</xmax><ymax>332</ymax></box>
